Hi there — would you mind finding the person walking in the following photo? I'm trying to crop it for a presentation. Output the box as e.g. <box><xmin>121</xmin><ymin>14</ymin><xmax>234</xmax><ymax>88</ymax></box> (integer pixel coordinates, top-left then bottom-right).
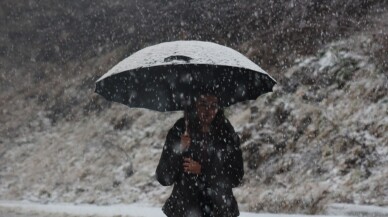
<box><xmin>156</xmin><ymin>94</ymin><xmax>244</xmax><ymax>217</ymax></box>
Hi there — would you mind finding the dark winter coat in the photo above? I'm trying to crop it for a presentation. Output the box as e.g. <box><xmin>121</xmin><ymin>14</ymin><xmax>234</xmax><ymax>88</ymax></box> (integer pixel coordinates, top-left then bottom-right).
<box><xmin>156</xmin><ymin>115</ymin><xmax>244</xmax><ymax>217</ymax></box>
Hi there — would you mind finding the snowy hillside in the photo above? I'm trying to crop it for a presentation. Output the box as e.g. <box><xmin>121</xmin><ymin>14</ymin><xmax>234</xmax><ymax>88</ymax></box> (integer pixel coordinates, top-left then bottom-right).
<box><xmin>0</xmin><ymin>1</ymin><xmax>387</xmax><ymax>216</ymax></box>
<box><xmin>0</xmin><ymin>34</ymin><xmax>387</xmax><ymax>215</ymax></box>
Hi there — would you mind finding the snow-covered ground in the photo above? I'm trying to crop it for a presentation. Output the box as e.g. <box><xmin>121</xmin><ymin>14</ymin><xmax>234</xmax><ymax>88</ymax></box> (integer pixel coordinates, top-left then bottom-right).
<box><xmin>4</xmin><ymin>200</ymin><xmax>387</xmax><ymax>217</ymax></box>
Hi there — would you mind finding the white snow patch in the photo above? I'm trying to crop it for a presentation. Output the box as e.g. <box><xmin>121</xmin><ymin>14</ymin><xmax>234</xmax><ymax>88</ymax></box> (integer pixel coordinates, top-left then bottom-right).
<box><xmin>318</xmin><ymin>50</ymin><xmax>337</xmax><ymax>71</ymax></box>
<box><xmin>326</xmin><ymin>203</ymin><xmax>388</xmax><ymax>217</ymax></box>
<box><xmin>0</xmin><ymin>200</ymin><xmax>358</xmax><ymax>217</ymax></box>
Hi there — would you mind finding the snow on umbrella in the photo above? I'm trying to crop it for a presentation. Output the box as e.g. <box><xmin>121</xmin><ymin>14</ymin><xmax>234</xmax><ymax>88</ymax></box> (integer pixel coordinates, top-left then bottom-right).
<box><xmin>95</xmin><ymin>40</ymin><xmax>276</xmax><ymax>112</ymax></box>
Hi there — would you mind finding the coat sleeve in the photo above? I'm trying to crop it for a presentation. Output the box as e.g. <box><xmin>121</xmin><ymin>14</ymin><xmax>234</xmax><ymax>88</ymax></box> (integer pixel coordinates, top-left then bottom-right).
<box><xmin>155</xmin><ymin>119</ymin><xmax>184</xmax><ymax>186</ymax></box>
<box><xmin>221</xmin><ymin>123</ymin><xmax>244</xmax><ymax>188</ymax></box>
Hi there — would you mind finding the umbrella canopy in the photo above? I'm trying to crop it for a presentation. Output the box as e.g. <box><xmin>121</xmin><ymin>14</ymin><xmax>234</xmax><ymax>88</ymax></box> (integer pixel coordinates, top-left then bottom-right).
<box><xmin>95</xmin><ymin>40</ymin><xmax>276</xmax><ymax>111</ymax></box>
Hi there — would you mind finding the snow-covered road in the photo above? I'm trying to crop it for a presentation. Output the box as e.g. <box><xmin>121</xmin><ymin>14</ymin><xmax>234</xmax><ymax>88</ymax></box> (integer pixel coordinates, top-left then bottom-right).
<box><xmin>2</xmin><ymin>200</ymin><xmax>384</xmax><ymax>217</ymax></box>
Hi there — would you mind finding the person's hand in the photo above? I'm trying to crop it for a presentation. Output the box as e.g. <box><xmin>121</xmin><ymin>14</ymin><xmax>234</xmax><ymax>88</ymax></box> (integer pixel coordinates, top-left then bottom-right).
<box><xmin>180</xmin><ymin>134</ymin><xmax>191</xmax><ymax>151</ymax></box>
<box><xmin>183</xmin><ymin>157</ymin><xmax>201</xmax><ymax>175</ymax></box>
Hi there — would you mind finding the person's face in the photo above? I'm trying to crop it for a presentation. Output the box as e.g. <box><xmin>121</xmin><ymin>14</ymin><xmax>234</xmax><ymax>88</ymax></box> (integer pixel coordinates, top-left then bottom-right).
<box><xmin>195</xmin><ymin>95</ymin><xmax>219</xmax><ymax>125</ymax></box>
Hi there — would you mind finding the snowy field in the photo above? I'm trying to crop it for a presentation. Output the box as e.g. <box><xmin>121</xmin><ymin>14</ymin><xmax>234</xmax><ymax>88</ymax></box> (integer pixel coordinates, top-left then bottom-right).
<box><xmin>0</xmin><ymin>201</ymin><xmax>387</xmax><ymax>217</ymax></box>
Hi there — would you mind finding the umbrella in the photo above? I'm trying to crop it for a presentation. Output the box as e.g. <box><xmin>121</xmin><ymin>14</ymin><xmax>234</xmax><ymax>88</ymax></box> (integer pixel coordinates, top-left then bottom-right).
<box><xmin>95</xmin><ymin>40</ymin><xmax>276</xmax><ymax>113</ymax></box>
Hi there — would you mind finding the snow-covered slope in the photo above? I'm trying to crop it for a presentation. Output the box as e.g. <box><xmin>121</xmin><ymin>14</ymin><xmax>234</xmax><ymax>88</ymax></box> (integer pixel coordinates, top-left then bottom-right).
<box><xmin>0</xmin><ymin>1</ymin><xmax>387</xmax><ymax>216</ymax></box>
<box><xmin>0</xmin><ymin>34</ymin><xmax>386</xmax><ymax>215</ymax></box>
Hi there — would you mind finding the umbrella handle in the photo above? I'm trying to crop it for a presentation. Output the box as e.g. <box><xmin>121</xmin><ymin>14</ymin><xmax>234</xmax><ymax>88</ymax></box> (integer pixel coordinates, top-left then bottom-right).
<box><xmin>184</xmin><ymin>103</ymin><xmax>189</xmax><ymax>136</ymax></box>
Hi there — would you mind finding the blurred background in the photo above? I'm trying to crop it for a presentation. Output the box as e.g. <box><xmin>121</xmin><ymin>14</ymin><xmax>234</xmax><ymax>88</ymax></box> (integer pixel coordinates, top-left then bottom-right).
<box><xmin>0</xmin><ymin>0</ymin><xmax>387</xmax><ymax>215</ymax></box>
